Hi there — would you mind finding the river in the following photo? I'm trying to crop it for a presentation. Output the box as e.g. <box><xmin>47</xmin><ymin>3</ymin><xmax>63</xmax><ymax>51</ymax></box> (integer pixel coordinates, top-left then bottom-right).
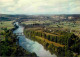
<box><xmin>13</xmin><ymin>22</ymin><xmax>57</xmax><ymax>57</ymax></box>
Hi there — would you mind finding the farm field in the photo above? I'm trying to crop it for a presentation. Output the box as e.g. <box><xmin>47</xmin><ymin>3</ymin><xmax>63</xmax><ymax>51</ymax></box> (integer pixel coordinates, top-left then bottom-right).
<box><xmin>0</xmin><ymin>21</ymin><xmax>14</xmax><ymax>32</ymax></box>
<box><xmin>22</xmin><ymin>20</ymin><xmax>51</xmax><ymax>25</ymax></box>
<box><xmin>24</xmin><ymin>25</ymin><xmax>80</xmax><ymax>57</ymax></box>
<box><xmin>49</xmin><ymin>21</ymin><xmax>80</xmax><ymax>37</ymax></box>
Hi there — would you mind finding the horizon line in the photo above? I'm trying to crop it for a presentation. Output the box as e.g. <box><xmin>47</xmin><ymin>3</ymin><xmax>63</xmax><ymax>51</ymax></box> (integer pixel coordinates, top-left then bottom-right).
<box><xmin>0</xmin><ymin>13</ymin><xmax>80</xmax><ymax>15</ymax></box>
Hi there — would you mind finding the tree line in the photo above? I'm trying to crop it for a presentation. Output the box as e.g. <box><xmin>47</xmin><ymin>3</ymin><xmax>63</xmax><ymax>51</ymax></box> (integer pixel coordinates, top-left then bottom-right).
<box><xmin>24</xmin><ymin>30</ymin><xmax>80</xmax><ymax>57</ymax></box>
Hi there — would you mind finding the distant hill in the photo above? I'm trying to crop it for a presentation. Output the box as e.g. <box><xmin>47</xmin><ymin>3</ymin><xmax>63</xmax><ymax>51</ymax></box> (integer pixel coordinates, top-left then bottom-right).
<box><xmin>0</xmin><ymin>14</ymin><xmax>80</xmax><ymax>21</ymax></box>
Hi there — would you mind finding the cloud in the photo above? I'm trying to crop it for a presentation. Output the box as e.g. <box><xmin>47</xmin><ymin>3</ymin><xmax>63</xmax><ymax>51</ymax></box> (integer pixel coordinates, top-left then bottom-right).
<box><xmin>0</xmin><ymin>0</ymin><xmax>14</xmax><ymax>7</ymax></box>
<box><xmin>0</xmin><ymin>0</ymin><xmax>80</xmax><ymax>14</ymax></box>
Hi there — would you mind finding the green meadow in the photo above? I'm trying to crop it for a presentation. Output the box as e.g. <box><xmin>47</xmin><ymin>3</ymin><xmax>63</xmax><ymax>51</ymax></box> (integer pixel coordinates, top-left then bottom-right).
<box><xmin>0</xmin><ymin>21</ymin><xmax>14</xmax><ymax>32</ymax></box>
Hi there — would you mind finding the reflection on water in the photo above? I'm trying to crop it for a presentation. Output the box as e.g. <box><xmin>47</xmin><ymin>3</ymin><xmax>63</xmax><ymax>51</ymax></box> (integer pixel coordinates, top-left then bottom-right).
<box><xmin>13</xmin><ymin>22</ymin><xmax>57</xmax><ymax>57</ymax></box>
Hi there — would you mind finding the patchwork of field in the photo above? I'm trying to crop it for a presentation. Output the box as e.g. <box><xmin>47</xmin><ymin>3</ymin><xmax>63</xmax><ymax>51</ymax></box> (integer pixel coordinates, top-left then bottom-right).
<box><xmin>24</xmin><ymin>25</ymin><xmax>80</xmax><ymax>57</ymax></box>
<box><xmin>48</xmin><ymin>21</ymin><xmax>80</xmax><ymax>37</ymax></box>
<box><xmin>22</xmin><ymin>20</ymin><xmax>51</xmax><ymax>25</ymax></box>
<box><xmin>35</xmin><ymin>36</ymin><xmax>64</xmax><ymax>47</ymax></box>
<box><xmin>0</xmin><ymin>21</ymin><xmax>14</xmax><ymax>32</ymax></box>
<box><xmin>22</xmin><ymin>20</ymin><xmax>80</xmax><ymax>37</ymax></box>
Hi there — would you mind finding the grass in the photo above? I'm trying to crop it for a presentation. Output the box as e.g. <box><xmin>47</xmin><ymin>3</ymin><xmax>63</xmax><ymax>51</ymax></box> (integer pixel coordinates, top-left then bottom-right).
<box><xmin>23</xmin><ymin>20</ymin><xmax>80</xmax><ymax>38</ymax></box>
<box><xmin>25</xmin><ymin>27</ymin><xmax>65</xmax><ymax>47</ymax></box>
<box><xmin>22</xmin><ymin>20</ymin><xmax>51</xmax><ymax>25</ymax></box>
<box><xmin>0</xmin><ymin>21</ymin><xmax>14</xmax><ymax>32</ymax></box>
<box><xmin>0</xmin><ymin>35</ymin><xmax>5</xmax><ymax>41</ymax></box>
<box><xmin>35</xmin><ymin>36</ymin><xmax>64</xmax><ymax>47</ymax></box>
<box><xmin>47</xmin><ymin>21</ymin><xmax>80</xmax><ymax>38</ymax></box>
<box><xmin>78</xmin><ymin>55</ymin><xmax>80</xmax><ymax>57</ymax></box>
<box><xmin>0</xmin><ymin>21</ymin><xmax>14</xmax><ymax>41</ymax></box>
<box><xmin>34</xmin><ymin>29</ymin><xmax>63</xmax><ymax>36</ymax></box>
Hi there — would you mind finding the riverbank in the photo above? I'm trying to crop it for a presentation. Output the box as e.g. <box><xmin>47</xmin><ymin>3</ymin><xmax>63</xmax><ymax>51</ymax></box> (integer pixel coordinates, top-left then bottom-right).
<box><xmin>0</xmin><ymin>26</ymin><xmax>37</xmax><ymax>57</ymax></box>
<box><xmin>24</xmin><ymin>27</ymin><xmax>80</xmax><ymax>57</ymax></box>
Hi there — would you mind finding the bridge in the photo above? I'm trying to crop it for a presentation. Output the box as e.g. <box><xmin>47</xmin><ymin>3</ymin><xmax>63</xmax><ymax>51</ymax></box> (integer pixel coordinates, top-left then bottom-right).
<box><xmin>14</xmin><ymin>33</ymin><xmax>24</xmax><ymax>36</ymax></box>
<box><xmin>15</xmin><ymin>34</ymin><xmax>23</xmax><ymax>45</ymax></box>
<box><xmin>14</xmin><ymin>32</ymin><xmax>24</xmax><ymax>45</ymax></box>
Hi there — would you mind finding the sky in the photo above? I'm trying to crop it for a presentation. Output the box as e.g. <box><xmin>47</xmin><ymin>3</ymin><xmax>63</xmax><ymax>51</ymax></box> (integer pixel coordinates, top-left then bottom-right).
<box><xmin>0</xmin><ymin>0</ymin><xmax>80</xmax><ymax>15</ymax></box>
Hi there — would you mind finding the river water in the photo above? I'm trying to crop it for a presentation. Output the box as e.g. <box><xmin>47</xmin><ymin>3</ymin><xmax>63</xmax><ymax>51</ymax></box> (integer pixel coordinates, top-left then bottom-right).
<box><xmin>13</xmin><ymin>22</ymin><xmax>57</xmax><ymax>57</ymax></box>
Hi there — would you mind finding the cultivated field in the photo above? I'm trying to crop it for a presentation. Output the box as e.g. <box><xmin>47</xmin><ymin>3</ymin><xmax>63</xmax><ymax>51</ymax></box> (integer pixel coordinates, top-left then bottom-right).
<box><xmin>0</xmin><ymin>21</ymin><xmax>14</xmax><ymax>32</ymax></box>
<box><xmin>22</xmin><ymin>20</ymin><xmax>51</xmax><ymax>25</ymax></box>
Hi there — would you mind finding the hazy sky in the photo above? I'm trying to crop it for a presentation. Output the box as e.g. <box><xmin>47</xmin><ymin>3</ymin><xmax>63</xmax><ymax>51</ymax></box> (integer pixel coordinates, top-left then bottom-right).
<box><xmin>0</xmin><ymin>0</ymin><xmax>80</xmax><ymax>14</ymax></box>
